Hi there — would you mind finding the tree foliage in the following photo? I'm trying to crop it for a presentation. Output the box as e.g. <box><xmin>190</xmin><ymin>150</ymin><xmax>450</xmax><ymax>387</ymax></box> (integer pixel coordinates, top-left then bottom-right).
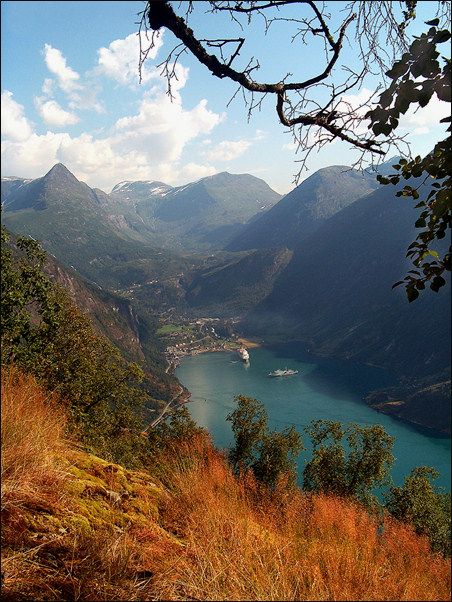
<box><xmin>385</xmin><ymin>466</ymin><xmax>451</xmax><ymax>556</ymax></box>
<box><xmin>1</xmin><ymin>226</ymin><xmax>147</xmax><ymax>443</ymax></box>
<box><xmin>366</xmin><ymin>18</ymin><xmax>451</xmax><ymax>301</ymax></box>
<box><xmin>226</xmin><ymin>394</ymin><xmax>303</xmax><ymax>489</ymax></box>
<box><xmin>147</xmin><ymin>404</ymin><xmax>205</xmax><ymax>452</ymax></box>
<box><xmin>303</xmin><ymin>419</ymin><xmax>395</xmax><ymax>507</ymax></box>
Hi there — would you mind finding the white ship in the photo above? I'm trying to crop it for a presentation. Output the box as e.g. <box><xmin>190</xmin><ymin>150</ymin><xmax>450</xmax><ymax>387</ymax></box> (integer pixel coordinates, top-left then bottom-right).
<box><xmin>268</xmin><ymin>367</ymin><xmax>298</xmax><ymax>377</ymax></box>
<box><xmin>237</xmin><ymin>347</ymin><xmax>250</xmax><ymax>361</ymax></box>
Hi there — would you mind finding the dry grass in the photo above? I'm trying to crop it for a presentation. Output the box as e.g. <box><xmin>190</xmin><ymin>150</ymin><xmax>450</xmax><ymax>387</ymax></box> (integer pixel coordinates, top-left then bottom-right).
<box><xmin>1</xmin><ymin>365</ymin><xmax>69</xmax><ymax>509</ymax></box>
<box><xmin>1</xmin><ymin>367</ymin><xmax>450</xmax><ymax>601</ymax></box>
<box><xmin>143</xmin><ymin>435</ymin><xmax>451</xmax><ymax>602</ymax></box>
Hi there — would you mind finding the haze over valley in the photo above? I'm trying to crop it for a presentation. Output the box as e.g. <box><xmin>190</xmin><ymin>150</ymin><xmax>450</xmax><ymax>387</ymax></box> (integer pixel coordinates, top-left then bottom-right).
<box><xmin>2</xmin><ymin>160</ymin><xmax>450</xmax><ymax>434</ymax></box>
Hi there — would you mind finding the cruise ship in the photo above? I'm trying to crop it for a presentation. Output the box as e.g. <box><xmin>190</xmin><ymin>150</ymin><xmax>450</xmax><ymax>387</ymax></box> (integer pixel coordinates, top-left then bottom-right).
<box><xmin>237</xmin><ymin>347</ymin><xmax>250</xmax><ymax>361</ymax></box>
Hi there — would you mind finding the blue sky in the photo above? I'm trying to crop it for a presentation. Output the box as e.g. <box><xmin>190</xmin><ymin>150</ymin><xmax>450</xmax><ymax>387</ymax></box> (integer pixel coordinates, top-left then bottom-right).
<box><xmin>1</xmin><ymin>1</ymin><xmax>449</xmax><ymax>194</ymax></box>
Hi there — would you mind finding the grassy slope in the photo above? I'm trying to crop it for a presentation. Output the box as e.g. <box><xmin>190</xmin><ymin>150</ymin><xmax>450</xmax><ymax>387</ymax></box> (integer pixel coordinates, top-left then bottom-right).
<box><xmin>1</xmin><ymin>367</ymin><xmax>450</xmax><ymax>601</ymax></box>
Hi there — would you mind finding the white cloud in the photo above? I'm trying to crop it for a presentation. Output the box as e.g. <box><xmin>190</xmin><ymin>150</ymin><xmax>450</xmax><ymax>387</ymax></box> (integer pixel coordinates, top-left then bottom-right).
<box><xmin>399</xmin><ymin>95</ymin><xmax>450</xmax><ymax>133</ymax></box>
<box><xmin>201</xmin><ymin>139</ymin><xmax>252</xmax><ymax>161</ymax></box>
<box><xmin>42</xmin><ymin>78</ymin><xmax>55</xmax><ymax>96</ymax></box>
<box><xmin>254</xmin><ymin>129</ymin><xmax>268</xmax><ymax>141</ymax></box>
<box><xmin>2</xmin><ymin>131</ymin><xmax>69</xmax><ymax>178</ymax></box>
<box><xmin>179</xmin><ymin>162</ymin><xmax>217</xmax><ymax>181</ymax></box>
<box><xmin>2</xmin><ymin>129</ymin><xmax>153</xmax><ymax>190</ymax></box>
<box><xmin>1</xmin><ymin>89</ymin><xmax>223</xmax><ymax>191</ymax></box>
<box><xmin>35</xmin><ymin>98</ymin><xmax>79</xmax><ymax>127</ymax></box>
<box><xmin>282</xmin><ymin>141</ymin><xmax>297</xmax><ymax>151</ymax></box>
<box><xmin>67</xmin><ymin>88</ymin><xmax>105</xmax><ymax>114</ymax></box>
<box><xmin>1</xmin><ymin>91</ymin><xmax>34</xmax><ymax>142</ymax></box>
<box><xmin>113</xmin><ymin>91</ymin><xmax>223</xmax><ymax>163</ymax></box>
<box><xmin>41</xmin><ymin>44</ymin><xmax>104</xmax><ymax>113</ymax></box>
<box><xmin>93</xmin><ymin>32</ymin><xmax>164</xmax><ymax>86</ymax></box>
<box><xmin>43</xmin><ymin>44</ymin><xmax>81</xmax><ymax>93</ymax></box>
<box><xmin>338</xmin><ymin>88</ymin><xmax>377</xmax><ymax>116</ymax></box>
<box><xmin>1</xmin><ymin>34</ymin><xmax>224</xmax><ymax>190</ymax></box>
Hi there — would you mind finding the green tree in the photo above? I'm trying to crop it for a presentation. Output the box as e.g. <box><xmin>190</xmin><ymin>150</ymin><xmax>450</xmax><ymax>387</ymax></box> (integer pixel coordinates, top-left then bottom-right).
<box><xmin>1</xmin><ymin>226</ymin><xmax>53</xmax><ymax>361</ymax></box>
<box><xmin>303</xmin><ymin>419</ymin><xmax>395</xmax><ymax>507</ymax></box>
<box><xmin>251</xmin><ymin>425</ymin><xmax>302</xmax><ymax>490</ymax></box>
<box><xmin>385</xmin><ymin>466</ymin><xmax>451</xmax><ymax>556</ymax></box>
<box><xmin>226</xmin><ymin>394</ymin><xmax>303</xmax><ymax>489</ymax></box>
<box><xmin>366</xmin><ymin>19</ymin><xmax>451</xmax><ymax>301</ymax></box>
<box><xmin>227</xmin><ymin>394</ymin><xmax>269</xmax><ymax>473</ymax></box>
<box><xmin>147</xmin><ymin>404</ymin><xmax>205</xmax><ymax>452</ymax></box>
<box><xmin>1</xmin><ymin>226</ymin><xmax>147</xmax><ymax>446</ymax></box>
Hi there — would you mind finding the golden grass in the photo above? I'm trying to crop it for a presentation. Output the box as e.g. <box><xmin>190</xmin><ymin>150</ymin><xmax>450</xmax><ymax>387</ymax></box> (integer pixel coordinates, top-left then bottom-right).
<box><xmin>145</xmin><ymin>435</ymin><xmax>451</xmax><ymax>602</ymax></box>
<box><xmin>1</xmin><ymin>366</ymin><xmax>450</xmax><ymax>601</ymax></box>
<box><xmin>1</xmin><ymin>365</ymin><xmax>68</xmax><ymax>509</ymax></box>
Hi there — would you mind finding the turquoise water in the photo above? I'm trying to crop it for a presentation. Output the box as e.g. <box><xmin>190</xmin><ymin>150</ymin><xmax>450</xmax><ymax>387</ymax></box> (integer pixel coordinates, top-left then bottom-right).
<box><xmin>176</xmin><ymin>342</ymin><xmax>451</xmax><ymax>493</ymax></box>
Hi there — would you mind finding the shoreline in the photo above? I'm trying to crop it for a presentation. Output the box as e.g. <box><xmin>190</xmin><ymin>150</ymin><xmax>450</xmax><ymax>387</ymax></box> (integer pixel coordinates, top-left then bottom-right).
<box><xmin>236</xmin><ymin>337</ymin><xmax>262</xmax><ymax>349</ymax></box>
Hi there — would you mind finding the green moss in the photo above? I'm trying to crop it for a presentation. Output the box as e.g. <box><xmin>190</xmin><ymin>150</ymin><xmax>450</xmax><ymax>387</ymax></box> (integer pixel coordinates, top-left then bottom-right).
<box><xmin>67</xmin><ymin>466</ymin><xmax>106</xmax><ymax>488</ymax></box>
<box><xmin>126</xmin><ymin>496</ymin><xmax>159</xmax><ymax>520</ymax></box>
<box><xmin>63</xmin><ymin>514</ymin><xmax>93</xmax><ymax>535</ymax></box>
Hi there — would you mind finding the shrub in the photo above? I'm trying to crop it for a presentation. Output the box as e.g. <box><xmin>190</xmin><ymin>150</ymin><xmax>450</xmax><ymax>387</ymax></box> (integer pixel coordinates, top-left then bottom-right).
<box><xmin>385</xmin><ymin>466</ymin><xmax>451</xmax><ymax>556</ymax></box>
<box><xmin>226</xmin><ymin>394</ymin><xmax>303</xmax><ymax>489</ymax></box>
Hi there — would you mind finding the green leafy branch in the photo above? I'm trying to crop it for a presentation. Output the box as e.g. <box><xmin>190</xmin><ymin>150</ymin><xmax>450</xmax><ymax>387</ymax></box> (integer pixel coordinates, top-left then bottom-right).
<box><xmin>366</xmin><ymin>19</ymin><xmax>451</xmax><ymax>301</ymax></box>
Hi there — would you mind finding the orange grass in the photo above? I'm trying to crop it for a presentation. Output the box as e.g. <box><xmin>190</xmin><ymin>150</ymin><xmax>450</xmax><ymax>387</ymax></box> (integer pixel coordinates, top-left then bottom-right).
<box><xmin>1</xmin><ymin>368</ymin><xmax>450</xmax><ymax>601</ymax></box>
<box><xmin>1</xmin><ymin>365</ymin><xmax>68</xmax><ymax>508</ymax></box>
<box><xmin>146</xmin><ymin>435</ymin><xmax>451</xmax><ymax>601</ymax></box>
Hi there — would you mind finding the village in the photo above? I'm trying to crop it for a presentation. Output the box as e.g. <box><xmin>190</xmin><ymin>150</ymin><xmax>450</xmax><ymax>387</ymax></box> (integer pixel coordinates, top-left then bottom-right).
<box><xmin>157</xmin><ymin>317</ymin><xmax>246</xmax><ymax>370</ymax></box>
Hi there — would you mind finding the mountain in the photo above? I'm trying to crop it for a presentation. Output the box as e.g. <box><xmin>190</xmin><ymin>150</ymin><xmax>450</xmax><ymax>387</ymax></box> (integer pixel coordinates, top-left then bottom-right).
<box><xmin>155</xmin><ymin>171</ymin><xmax>280</xmax><ymax>222</ymax></box>
<box><xmin>105</xmin><ymin>171</ymin><xmax>283</xmax><ymax>251</ymax></box>
<box><xmin>105</xmin><ymin>180</ymin><xmax>174</xmax><ymax>243</ymax></box>
<box><xmin>2</xmin><ymin>162</ymin><xmax>449</xmax><ymax>433</ymax></box>
<box><xmin>1</xmin><ymin>176</ymin><xmax>34</xmax><ymax>203</ymax></box>
<box><xmin>226</xmin><ymin>165</ymin><xmax>378</xmax><ymax>251</ymax></box>
<box><xmin>41</xmin><ymin>256</ymin><xmax>145</xmax><ymax>365</ymax></box>
<box><xmin>365</xmin><ymin>155</ymin><xmax>404</xmax><ymax>177</ymax></box>
<box><xmin>185</xmin><ymin>246</ymin><xmax>293</xmax><ymax>316</ymax></box>
<box><xmin>244</xmin><ymin>182</ymin><xmax>451</xmax><ymax>382</ymax></box>
<box><xmin>2</xmin><ymin>163</ymin><xmax>104</xmax><ymax>213</ymax></box>
<box><xmin>0</xmin><ymin>164</ymin><xmax>200</xmax><ymax>291</ymax></box>
<box><xmin>111</xmin><ymin>180</ymin><xmax>173</xmax><ymax>200</ymax></box>
<box><xmin>2</xmin><ymin>165</ymin><xmax>282</xmax><ymax>255</ymax></box>
<box><xmin>1</xmin><ymin>163</ymin><xmax>131</xmax><ymax>273</ymax></box>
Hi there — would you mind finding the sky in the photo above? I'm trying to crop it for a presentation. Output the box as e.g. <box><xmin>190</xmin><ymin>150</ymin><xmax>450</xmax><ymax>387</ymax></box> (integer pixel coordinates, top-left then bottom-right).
<box><xmin>1</xmin><ymin>1</ymin><xmax>450</xmax><ymax>195</ymax></box>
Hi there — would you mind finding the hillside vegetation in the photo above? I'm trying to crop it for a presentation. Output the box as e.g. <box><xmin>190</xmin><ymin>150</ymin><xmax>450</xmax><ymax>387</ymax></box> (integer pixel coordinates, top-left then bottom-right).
<box><xmin>1</xmin><ymin>366</ymin><xmax>451</xmax><ymax>602</ymax></box>
<box><xmin>1</xmin><ymin>222</ymin><xmax>450</xmax><ymax>600</ymax></box>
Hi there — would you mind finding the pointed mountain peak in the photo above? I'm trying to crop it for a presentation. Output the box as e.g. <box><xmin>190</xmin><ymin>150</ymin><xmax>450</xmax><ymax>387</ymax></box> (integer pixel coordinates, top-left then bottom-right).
<box><xmin>44</xmin><ymin>163</ymin><xmax>81</xmax><ymax>184</ymax></box>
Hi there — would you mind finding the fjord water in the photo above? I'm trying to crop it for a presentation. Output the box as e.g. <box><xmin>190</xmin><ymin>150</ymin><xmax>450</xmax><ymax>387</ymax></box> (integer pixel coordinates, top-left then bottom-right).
<box><xmin>177</xmin><ymin>342</ymin><xmax>451</xmax><ymax>492</ymax></box>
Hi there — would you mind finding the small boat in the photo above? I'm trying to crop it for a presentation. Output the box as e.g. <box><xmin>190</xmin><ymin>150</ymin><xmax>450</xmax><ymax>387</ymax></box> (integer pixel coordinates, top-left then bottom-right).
<box><xmin>237</xmin><ymin>347</ymin><xmax>250</xmax><ymax>361</ymax></box>
<box><xmin>268</xmin><ymin>367</ymin><xmax>298</xmax><ymax>377</ymax></box>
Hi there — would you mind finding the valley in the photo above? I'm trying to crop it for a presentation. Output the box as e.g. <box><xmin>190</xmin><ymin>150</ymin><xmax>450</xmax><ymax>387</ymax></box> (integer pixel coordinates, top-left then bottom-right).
<box><xmin>1</xmin><ymin>160</ymin><xmax>450</xmax><ymax>435</ymax></box>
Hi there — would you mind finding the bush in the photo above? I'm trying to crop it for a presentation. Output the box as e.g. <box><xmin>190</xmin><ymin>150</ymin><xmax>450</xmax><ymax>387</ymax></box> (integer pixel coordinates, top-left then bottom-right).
<box><xmin>385</xmin><ymin>466</ymin><xmax>451</xmax><ymax>556</ymax></box>
<box><xmin>303</xmin><ymin>419</ymin><xmax>395</xmax><ymax>507</ymax></box>
<box><xmin>226</xmin><ymin>394</ymin><xmax>303</xmax><ymax>489</ymax></box>
<box><xmin>1</xmin><ymin>365</ymin><xmax>68</xmax><ymax>503</ymax></box>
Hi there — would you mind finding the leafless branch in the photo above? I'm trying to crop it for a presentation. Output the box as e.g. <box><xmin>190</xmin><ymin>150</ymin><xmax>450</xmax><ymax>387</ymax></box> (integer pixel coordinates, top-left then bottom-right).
<box><xmin>138</xmin><ymin>1</ymin><xmax>449</xmax><ymax>178</ymax></box>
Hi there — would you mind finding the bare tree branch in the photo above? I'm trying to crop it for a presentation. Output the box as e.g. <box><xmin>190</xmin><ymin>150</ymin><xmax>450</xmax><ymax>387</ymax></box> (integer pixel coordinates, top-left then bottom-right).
<box><xmin>137</xmin><ymin>1</ymin><xmax>449</xmax><ymax>181</ymax></box>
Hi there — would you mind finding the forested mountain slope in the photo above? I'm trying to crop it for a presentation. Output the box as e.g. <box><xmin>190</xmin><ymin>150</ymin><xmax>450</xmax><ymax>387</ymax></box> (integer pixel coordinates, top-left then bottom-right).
<box><xmin>226</xmin><ymin>165</ymin><xmax>378</xmax><ymax>251</ymax></box>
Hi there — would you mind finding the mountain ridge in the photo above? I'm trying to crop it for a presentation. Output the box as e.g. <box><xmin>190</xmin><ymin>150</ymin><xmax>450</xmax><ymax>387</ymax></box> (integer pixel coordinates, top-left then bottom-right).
<box><xmin>1</xmin><ymin>163</ymin><xmax>282</xmax><ymax>253</ymax></box>
<box><xmin>226</xmin><ymin>165</ymin><xmax>379</xmax><ymax>251</ymax></box>
<box><xmin>2</xmin><ymin>161</ymin><xmax>449</xmax><ymax>433</ymax></box>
